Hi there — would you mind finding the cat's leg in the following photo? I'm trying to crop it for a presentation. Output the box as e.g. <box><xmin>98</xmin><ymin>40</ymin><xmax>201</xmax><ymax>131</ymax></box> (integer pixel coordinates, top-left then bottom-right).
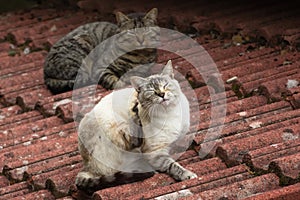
<box><xmin>76</xmin><ymin>170</ymin><xmax>154</xmax><ymax>191</ymax></box>
<box><xmin>98</xmin><ymin>71</ymin><xmax>125</xmax><ymax>89</ymax></box>
<box><xmin>44</xmin><ymin>78</ymin><xmax>75</xmax><ymax>94</ymax></box>
<box><xmin>144</xmin><ymin>150</ymin><xmax>197</xmax><ymax>181</ymax></box>
<box><xmin>75</xmin><ymin>170</ymin><xmax>103</xmax><ymax>189</ymax></box>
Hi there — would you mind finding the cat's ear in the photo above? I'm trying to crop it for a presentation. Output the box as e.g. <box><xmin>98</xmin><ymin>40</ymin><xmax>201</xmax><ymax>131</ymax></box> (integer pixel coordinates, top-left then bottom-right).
<box><xmin>144</xmin><ymin>8</ymin><xmax>158</xmax><ymax>21</ymax></box>
<box><xmin>115</xmin><ymin>11</ymin><xmax>130</xmax><ymax>25</ymax></box>
<box><xmin>130</xmin><ymin>76</ymin><xmax>146</xmax><ymax>91</ymax></box>
<box><xmin>162</xmin><ymin>60</ymin><xmax>174</xmax><ymax>79</ymax></box>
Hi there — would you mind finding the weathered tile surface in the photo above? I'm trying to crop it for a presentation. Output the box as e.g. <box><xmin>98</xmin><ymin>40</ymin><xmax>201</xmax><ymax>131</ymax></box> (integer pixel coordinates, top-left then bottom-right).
<box><xmin>0</xmin><ymin>1</ymin><xmax>299</xmax><ymax>199</ymax></box>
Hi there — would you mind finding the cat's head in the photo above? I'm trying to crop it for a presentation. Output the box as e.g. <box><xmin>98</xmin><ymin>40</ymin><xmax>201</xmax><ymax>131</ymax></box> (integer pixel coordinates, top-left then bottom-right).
<box><xmin>115</xmin><ymin>8</ymin><xmax>159</xmax><ymax>48</ymax></box>
<box><xmin>130</xmin><ymin>60</ymin><xmax>182</xmax><ymax>108</ymax></box>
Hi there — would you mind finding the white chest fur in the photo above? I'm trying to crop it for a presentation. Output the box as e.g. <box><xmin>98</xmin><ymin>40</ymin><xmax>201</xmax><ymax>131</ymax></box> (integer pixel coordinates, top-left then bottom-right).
<box><xmin>141</xmin><ymin>93</ymin><xmax>190</xmax><ymax>151</ymax></box>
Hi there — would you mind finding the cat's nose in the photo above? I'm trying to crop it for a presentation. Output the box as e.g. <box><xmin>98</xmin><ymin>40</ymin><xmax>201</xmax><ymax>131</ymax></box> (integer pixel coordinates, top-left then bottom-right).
<box><xmin>158</xmin><ymin>92</ymin><xmax>165</xmax><ymax>98</ymax></box>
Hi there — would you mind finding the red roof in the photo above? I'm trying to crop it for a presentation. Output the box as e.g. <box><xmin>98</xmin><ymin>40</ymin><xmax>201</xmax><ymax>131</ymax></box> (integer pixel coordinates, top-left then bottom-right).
<box><xmin>0</xmin><ymin>0</ymin><xmax>299</xmax><ymax>199</ymax></box>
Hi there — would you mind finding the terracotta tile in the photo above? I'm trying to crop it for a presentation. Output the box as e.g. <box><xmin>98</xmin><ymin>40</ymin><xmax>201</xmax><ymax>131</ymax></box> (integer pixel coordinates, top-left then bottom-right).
<box><xmin>222</xmin><ymin>52</ymin><xmax>298</xmax><ymax>83</ymax></box>
<box><xmin>193</xmin><ymin>88</ymin><xmax>236</xmax><ymax>112</ymax></box>
<box><xmin>0</xmin><ymin>80</ymin><xmax>43</xmax><ymax>99</ymax></box>
<box><xmin>177</xmin><ymin>150</ymin><xmax>198</xmax><ymax>161</ymax></box>
<box><xmin>31</xmin><ymin>163</ymin><xmax>82</xmax><ymax>194</ymax></box>
<box><xmin>57</xmin><ymin>87</ymin><xmax>109</xmax><ymax>122</ymax></box>
<box><xmin>0</xmin><ymin>9</ymin><xmax>71</xmax><ymax>34</ymax></box>
<box><xmin>243</xmin><ymin>183</ymin><xmax>300</xmax><ymax>200</ymax></box>
<box><xmin>216</xmin><ymin>123</ymin><xmax>300</xmax><ymax>166</ymax></box>
<box><xmin>257</xmin><ymin>14</ymin><xmax>300</xmax><ymax>45</ymax></box>
<box><xmin>93</xmin><ymin>173</ymin><xmax>165</xmax><ymax>199</ymax></box>
<box><xmin>0</xmin><ymin>60</ymin><xmax>42</xmax><ymax>77</ymax></box>
<box><xmin>243</xmin><ymin>138</ymin><xmax>300</xmax><ymax>173</ymax></box>
<box><xmin>0</xmin><ymin>105</ymin><xmax>22</xmax><ymax>122</ymax></box>
<box><xmin>284</xmin><ymin>32</ymin><xmax>300</xmax><ymax>47</ymax></box>
<box><xmin>191</xmin><ymin>1</ymin><xmax>266</xmax><ymax>32</ymax></box>
<box><xmin>256</xmin><ymin>70</ymin><xmax>300</xmax><ymax>103</ymax></box>
<box><xmin>187</xmin><ymin>173</ymin><xmax>280</xmax><ymax>200</ymax></box>
<box><xmin>46</xmin><ymin>165</ymin><xmax>82</xmax><ymax>198</ymax></box>
<box><xmin>223</xmin><ymin>101</ymin><xmax>292</xmax><ymax>126</ymax></box>
<box><xmin>195</xmin><ymin>100</ymin><xmax>292</xmax><ymax>145</ymax></box>
<box><xmin>1</xmin><ymin>85</ymin><xmax>47</xmax><ymax>106</ymax></box>
<box><xmin>202</xmin><ymin>115</ymin><xmax>300</xmax><ymax>160</ymax></box>
<box><xmin>0</xmin><ymin>68</ymin><xmax>43</xmax><ymax>88</ymax></box>
<box><xmin>56</xmin><ymin>196</ymin><xmax>76</xmax><ymax>200</ymax></box>
<box><xmin>0</xmin><ymin>42</ymin><xmax>12</xmax><ymax>53</ymax></box>
<box><xmin>0</xmin><ymin>123</ymin><xmax>76</xmax><ymax>172</ymax></box>
<box><xmin>56</xmin><ymin>96</ymin><xmax>95</xmax><ymax>123</ymax></box>
<box><xmin>11</xmin><ymin>189</ymin><xmax>55</xmax><ymax>200</ymax></box>
<box><xmin>36</xmin><ymin>85</ymin><xmax>105</xmax><ymax>118</ymax></box>
<box><xmin>198</xmin><ymin>95</ymin><xmax>267</xmax><ymax>122</ymax></box>
<box><xmin>92</xmin><ymin>157</ymin><xmax>226</xmax><ymax>199</ymax></box>
<box><xmin>223</xmin><ymin>108</ymin><xmax>299</xmax><ymax>142</ymax></box>
<box><xmin>287</xmin><ymin>85</ymin><xmax>300</xmax><ymax>97</ymax></box>
<box><xmin>269</xmin><ymin>152</ymin><xmax>300</xmax><ymax>184</ymax></box>
<box><xmin>0</xmin><ymin>175</ymin><xmax>10</xmax><ymax>188</ymax></box>
<box><xmin>0</xmin><ymin>51</ymin><xmax>46</xmax><ymax>70</ymax></box>
<box><xmin>9</xmin><ymin>151</ymin><xmax>81</xmax><ymax>182</ymax></box>
<box><xmin>0</xmin><ymin>70</ymin><xmax>45</xmax><ymax>106</ymax></box>
<box><xmin>0</xmin><ymin>2</ymin><xmax>299</xmax><ymax>200</ymax></box>
<box><xmin>0</xmin><ymin>110</ymin><xmax>43</xmax><ymax>132</ymax></box>
<box><xmin>218</xmin><ymin>47</ymin><xmax>276</xmax><ymax>70</ymax></box>
<box><xmin>290</xmin><ymin>93</ymin><xmax>300</xmax><ymax>109</ymax></box>
<box><xmin>126</xmin><ymin>165</ymin><xmax>252</xmax><ymax>200</ymax></box>
<box><xmin>9</xmin><ymin>11</ymin><xmax>99</xmax><ymax>45</ymax></box>
<box><xmin>36</xmin><ymin>91</ymin><xmax>74</xmax><ymax>117</ymax></box>
<box><xmin>0</xmin><ymin>182</ymin><xmax>30</xmax><ymax>199</ymax></box>
<box><xmin>240</xmin><ymin>9</ymin><xmax>299</xmax><ymax>42</ymax></box>
<box><xmin>38</xmin><ymin>34</ymin><xmax>64</xmax><ymax>47</ymax></box>
<box><xmin>286</xmin><ymin>85</ymin><xmax>300</xmax><ymax>109</ymax></box>
<box><xmin>16</xmin><ymin>87</ymin><xmax>52</xmax><ymax>110</ymax></box>
<box><xmin>219</xmin><ymin>2</ymin><xmax>295</xmax><ymax>34</ymax></box>
<box><xmin>0</xmin><ymin>116</ymin><xmax>63</xmax><ymax>148</ymax></box>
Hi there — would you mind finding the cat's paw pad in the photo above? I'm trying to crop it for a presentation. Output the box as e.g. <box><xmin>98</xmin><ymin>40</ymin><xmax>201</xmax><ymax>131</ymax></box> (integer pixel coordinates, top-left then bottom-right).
<box><xmin>181</xmin><ymin>170</ymin><xmax>197</xmax><ymax>180</ymax></box>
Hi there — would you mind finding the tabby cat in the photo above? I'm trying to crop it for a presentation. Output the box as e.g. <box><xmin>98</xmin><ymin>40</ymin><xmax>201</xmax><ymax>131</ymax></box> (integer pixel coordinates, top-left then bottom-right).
<box><xmin>44</xmin><ymin>8</ymin><xmax>158</xmax><ymax>94</ymax></box>
<box><xmin>76</xmin><ymin>60</ymin><xmax>197</xmax><ymax>190</ymax></box>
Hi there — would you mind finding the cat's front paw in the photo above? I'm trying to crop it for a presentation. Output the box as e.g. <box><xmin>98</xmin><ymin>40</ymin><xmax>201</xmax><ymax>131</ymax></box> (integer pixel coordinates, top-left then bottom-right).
<box><xmin>181</xmin><ymin>170</ymin><xmax>197</xmax><ymax>180</ymax></box>
<box><xmin>114</xmin><ymin>80</ymin><xmax>127</xmax><ymax>89</ymax></box>
<box><xmin>75</xmin><ymin>171</ymin><xmax>99</xmax><ymax>189</ymax></box>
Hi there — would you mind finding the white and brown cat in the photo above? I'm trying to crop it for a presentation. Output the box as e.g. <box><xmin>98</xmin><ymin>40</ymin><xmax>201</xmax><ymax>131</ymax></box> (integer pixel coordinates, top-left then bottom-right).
<box><xmin>76</xmin><ymin>60</ymin><xmax>197</xmax><ymax>190</ymax></box>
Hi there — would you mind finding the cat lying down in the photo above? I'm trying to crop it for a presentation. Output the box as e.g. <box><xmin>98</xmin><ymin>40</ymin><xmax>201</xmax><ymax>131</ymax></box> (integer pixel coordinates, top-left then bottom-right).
<box><xmin>76</xmin><ymin>60</ymin><xmax>197</xmax><ymax>191</ymax></box>
<box><xmin>44</xmin><ymin>8</ymin><xmax>158</xmax><ymax>94</ymax></box>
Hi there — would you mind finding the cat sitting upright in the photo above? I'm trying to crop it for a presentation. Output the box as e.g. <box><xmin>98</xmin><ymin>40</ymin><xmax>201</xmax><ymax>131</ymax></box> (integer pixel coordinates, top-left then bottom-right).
<box><xmin>76</xmin><ymin>60</ymin><xmax>197</xmax><ymax>190</ymax></box>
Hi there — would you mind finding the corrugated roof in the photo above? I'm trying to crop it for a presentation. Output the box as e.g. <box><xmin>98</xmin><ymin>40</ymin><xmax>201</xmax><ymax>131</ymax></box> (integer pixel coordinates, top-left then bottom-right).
<box><xmin>0</xmin><ymin>1</ymin><xmax>299</xmax><ymax>199</ymax></box>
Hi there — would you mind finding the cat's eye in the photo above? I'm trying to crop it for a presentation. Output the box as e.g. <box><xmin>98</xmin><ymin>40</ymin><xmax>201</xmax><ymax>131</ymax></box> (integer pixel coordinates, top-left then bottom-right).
<box><xmin>144</xmin><ymin>90</ymin><xmax>155</xmax><ymax>97</ymax></box>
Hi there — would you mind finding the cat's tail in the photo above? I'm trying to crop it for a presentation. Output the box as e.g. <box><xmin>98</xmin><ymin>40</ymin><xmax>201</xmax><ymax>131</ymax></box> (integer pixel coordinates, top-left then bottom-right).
<box><xmin>75</xmin><ymin>171</ymin><xmax>154</xmax><ymax>192</ymax></box>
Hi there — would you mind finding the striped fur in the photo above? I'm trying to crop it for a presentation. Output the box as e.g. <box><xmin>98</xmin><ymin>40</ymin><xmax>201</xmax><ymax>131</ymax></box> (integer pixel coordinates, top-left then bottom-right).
<box><xmin>75</xmin><ymin>61</ymin><xmax>197</xmax><ymax>191</ymax></box>
<box><xmin>44</xmin><ymin>8</ymin><xmax>158</xmax><ymax>94</ymax></box>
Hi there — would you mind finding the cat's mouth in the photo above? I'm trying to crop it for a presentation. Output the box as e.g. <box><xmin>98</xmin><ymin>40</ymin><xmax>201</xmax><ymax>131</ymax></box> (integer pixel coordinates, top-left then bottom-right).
<box><xmin>160</xmin><ymin>98</ymin><xmax>170</xmax><ymax>105</ymax></box>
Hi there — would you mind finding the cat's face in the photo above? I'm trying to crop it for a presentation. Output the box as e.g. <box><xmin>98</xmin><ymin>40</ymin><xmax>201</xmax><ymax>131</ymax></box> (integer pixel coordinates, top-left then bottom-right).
<box><xmin>131</xmin><ymin>60</ymin><xmax>181</xmax><ymax>108</ymax></box>
<box><xmin>115</xmin><ymin>8</ymin><xmax>159</xmax><ymax>48</ymax></box>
